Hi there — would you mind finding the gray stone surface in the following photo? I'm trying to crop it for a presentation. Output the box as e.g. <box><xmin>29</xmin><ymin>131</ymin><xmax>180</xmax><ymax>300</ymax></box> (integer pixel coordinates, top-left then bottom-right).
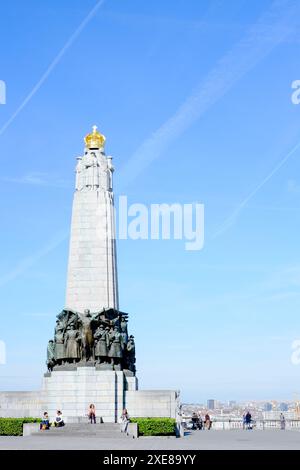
<box><xmin>23</xmin><ymin>423</ymin><xmax>40</xmax><ymax>436</ymax></box>
<box><xmin>23</xmin><ymin>422</ymin><xmax>138</xmax><ymax>439</ymax></box>
<box><xmin>43</xmin><ymin>368</ymin><xmax>127</xmax><ymax>423</ymax></box>
<box><xmin>1</xmin><ymin>429</ymin><xmax>300</xmax><ymax>450</ymax></box>
<box><xmin>0</xmin><ymin>391</ymin><xmax>46</xmax><ymax>418</ymax></box>
<box><xmin>42</xmin><ymin>368</ymin><xmax>177</xmax><ymax>423</ymax></box>
<box><xmin>125</xmin><ymin>390</ymin><xmax>179</xmax><ymax>418</ymax></box>
<box><xmin>0</xmin><ymin>373</ymin><xmax>177</xmax><ymax>422</ymax></box>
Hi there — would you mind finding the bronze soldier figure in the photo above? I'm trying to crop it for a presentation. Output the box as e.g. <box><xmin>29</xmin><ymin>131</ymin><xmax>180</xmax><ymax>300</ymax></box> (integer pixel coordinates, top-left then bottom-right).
<box><xmin>94</xmin><ymin>324</ymin><xmax>109</xmax><ymax>364</ymax></box>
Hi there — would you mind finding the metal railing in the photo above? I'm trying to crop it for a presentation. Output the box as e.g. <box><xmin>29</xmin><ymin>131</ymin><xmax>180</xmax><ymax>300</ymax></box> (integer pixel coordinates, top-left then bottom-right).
<box><xmin>180</xmin><ymin>416</ymin><xmax>300</xmax><ymax>431</ymax></box>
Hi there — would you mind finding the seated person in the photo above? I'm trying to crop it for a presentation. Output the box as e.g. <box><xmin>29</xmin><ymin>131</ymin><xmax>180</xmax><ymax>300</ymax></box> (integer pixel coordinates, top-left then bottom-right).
<box><xmin>88</xmin><ymin>403</ymin><xmax>96</xmax><ymax>424</ymax></box>
<box><xmin>40</xmin><ymin>412</ymin><xmax>50</xmax><ymax>430</ymax></box>
<box><xmin>54</xmin><ymin>410</ymin><xmax>65</xmax><ymax>427</ymax></box>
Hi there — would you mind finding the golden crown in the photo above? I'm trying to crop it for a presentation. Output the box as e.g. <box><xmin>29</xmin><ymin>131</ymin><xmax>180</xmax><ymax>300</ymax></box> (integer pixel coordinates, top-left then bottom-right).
<box><xmin>84</xmin><ymin>125</ymin><xmax>106</xmax><ymax>149</ymax></box>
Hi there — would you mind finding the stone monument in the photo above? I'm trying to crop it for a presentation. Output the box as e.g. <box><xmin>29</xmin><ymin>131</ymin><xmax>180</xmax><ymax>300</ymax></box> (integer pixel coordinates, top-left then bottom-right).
<box><xmin>0</xmin><ymin>126</ymin><xmax>179</xmax><ymax>423</ymax></box>
<box><xmin>43</xmin><ymin>126</ymin><xmax>138</xmax><ymax>422</ymax></box>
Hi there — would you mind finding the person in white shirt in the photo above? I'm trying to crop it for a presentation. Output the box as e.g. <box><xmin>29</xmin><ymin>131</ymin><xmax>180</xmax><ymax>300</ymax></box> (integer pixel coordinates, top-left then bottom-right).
<box><xmin>54</xmin><ymin>410</ymin><xmax>65</xmax><ymax>427</ymax></box>
<box><xmin>120</xmin><ymin>408</ymin><xmax>129</xmax><ymax>434</ymax></box>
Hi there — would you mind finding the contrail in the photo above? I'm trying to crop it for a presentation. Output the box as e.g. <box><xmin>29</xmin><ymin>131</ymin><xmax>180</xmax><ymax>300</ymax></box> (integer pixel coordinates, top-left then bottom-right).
<box><xmin>0</xmin><ymin>230</ymin><xmax>68</xmax><ymax>287</ymax></box>
<box><xmin>3</xmin><ymin>0</ymin><xmax>299</xmax><ymax>286</ymax></box>
<box><xmin>0</xmin><ymin>0</ymin><xmax>105</xmax><ymax>136</ymax></box>
<box><xmin>0</xmin><ymin>1</ymin><xmax>105</xmax><ymax>287</ymax></box>
<box><xmin>119</xmin><ymin>0</ymin><xmax>298</xmax><ymax>189</ymax></box>
<box><xmin>213</xmin><ymin>137</ymin><xmax>300</xmax><ymax>238</ymax></box>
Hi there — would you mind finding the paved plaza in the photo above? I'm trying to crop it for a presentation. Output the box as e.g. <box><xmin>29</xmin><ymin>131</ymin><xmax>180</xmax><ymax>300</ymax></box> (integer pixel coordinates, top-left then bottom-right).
<box><xmin>1</xmin><ymin>429</ymin><xmax>300</xmax><ymax>450</ymax></box>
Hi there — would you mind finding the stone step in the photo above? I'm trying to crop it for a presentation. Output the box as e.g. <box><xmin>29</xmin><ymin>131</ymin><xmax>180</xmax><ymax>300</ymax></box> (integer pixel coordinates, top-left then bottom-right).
<box><xmin>36</xmin><ymin>432</ymin><xmax>130</xmax><ymax>439</ymax></box>
<box><xmin>62</xmin><ymin>423</ymin><xmax>121</xmax><ymax>428</ymax></box>
<box><xmin>64</xmin><ymin>417</ymin><xmax>119</xmax><ymax>424</ymax></box>
<box><xmin>39</xmin><ymin>424</ymin><xmax>122</xmax><ymax>431</ymax></box>
<box><xmin>33</xmin><ymin>423</ymin><xmax>134</xmax><ymax>439</ymax></box>
<box><xmin>35</xmin><ymin>433</ymin><xmax>131</xmax><ymax>439</ymax></box>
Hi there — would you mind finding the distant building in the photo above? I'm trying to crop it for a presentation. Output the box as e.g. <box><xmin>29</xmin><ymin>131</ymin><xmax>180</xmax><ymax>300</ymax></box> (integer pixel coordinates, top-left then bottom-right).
<box><xmin>263</xmin><ymin>402</ymin><xmax>273</xmax><ymax>412</ymax></box>
<box><xmin>228</xmin><ymin>401</ymin><xmax>237</xmax><ymax>407</ymax></box>
<box><xmin>207</xmin><ymin>399</ymin><xmax>216</xmax><ymax>410</ymax></box>
<box><xmin>279</xmin><ymin>403</ymin><xmax>288</xmax><ymax>412</ymax></box>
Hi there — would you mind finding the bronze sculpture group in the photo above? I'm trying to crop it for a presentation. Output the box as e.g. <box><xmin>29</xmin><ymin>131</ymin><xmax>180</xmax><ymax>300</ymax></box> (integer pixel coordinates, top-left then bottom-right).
<box><xmin>47</xmin><ymin>307</ymin><xmax>136</xmax><ymax>375</ymax></box>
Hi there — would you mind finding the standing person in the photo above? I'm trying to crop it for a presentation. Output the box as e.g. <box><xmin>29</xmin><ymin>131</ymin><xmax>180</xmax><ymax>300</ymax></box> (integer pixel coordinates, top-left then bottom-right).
<box><xmin>242</xmin><ymin>413</ymin><xmax>246</xmax><ymax>430</ymax></box>
<box><xmin>280</xmin><ymin>413</ymin><xmax>286</xmax><ymax>430</ymax></box>
<box><xmin>197</xmin><ymin>411</ymin><xmax>203</xmax><ymax>430</ymax></box>
<box><xmin>191</xmin><ymin>412</ymin><xmax>198</xmax><ymax>430</ymax></box>
<box><xmin>245</xmin><ymin>411</ymin><xmax>252</xmax><ymax>430</ymax></box>
<box><xmin>40</xmin><ymin>412</ymin><xmax>50</xmax><ymax>430</ymax></box>
<box><xmin>54</xmin><ymin>410</ymin><xmax>65</xmax><ymax>427</ymax></box>
<box><xmin>88</xmin><ymin>404</ymin><xmax>96</xmax><ymax>424</ymax></box>
<box><xmin>204</xmin><ymin>413</ymin><xmax>212</xmax><ymax>430</ymax></box>
<box><xmin>120</xmin><ymin>408</ymin><xmax>130</xmax><ymax>434</ymax></box>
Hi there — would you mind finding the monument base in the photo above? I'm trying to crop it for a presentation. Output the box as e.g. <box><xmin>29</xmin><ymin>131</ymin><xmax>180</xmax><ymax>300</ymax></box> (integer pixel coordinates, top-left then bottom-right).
<box><xmin>43</xmin><ymin>367</ymin><xmax>138</xmax><ymax>423</ymax></box>
<box><xmin>0</xmin><ymin>368</ymin><xmax>179</xmax><ymax>423</ymax></box>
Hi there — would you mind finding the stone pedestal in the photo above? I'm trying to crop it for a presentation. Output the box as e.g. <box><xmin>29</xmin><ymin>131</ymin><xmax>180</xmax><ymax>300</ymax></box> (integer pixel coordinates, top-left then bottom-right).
<box><xmin>43</xmin><ymin>367</ymin><xmax>137</xmax><ymax>423</ymax></box>
<box><xmin>0</xmin><ymin>373</ymin><xmax>179</xmax><ymax>422</ymax></box>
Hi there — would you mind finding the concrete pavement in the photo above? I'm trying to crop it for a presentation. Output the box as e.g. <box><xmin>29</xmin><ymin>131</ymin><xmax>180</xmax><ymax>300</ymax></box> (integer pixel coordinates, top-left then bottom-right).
<box><xmin>1</xmin><ymin>429</ymin><xmax>300</xmax><ymax>450</ymax></box>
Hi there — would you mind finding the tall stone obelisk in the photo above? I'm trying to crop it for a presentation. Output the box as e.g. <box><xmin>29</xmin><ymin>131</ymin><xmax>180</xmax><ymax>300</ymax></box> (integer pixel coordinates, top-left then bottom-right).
<box><xmin>65</xmin><ymin>126</ymin><xmax>119</xmax><ymax>313</ymax></box>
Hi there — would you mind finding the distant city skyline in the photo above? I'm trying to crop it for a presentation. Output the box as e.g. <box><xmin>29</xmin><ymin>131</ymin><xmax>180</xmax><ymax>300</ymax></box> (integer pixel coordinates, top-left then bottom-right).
<box><xmin>182</xmin><ymin>398</ymin><xmax>299</xmax><ymax>421</ymax></box>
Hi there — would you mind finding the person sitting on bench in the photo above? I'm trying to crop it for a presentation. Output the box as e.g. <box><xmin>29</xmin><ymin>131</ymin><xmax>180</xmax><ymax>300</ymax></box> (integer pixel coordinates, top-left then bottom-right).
<box><xmin>40</xmin><ymin>412</ymin><xmax>50</xmax><ymax>430</ymax></box>
<box><xmin>54</xmin><ymin>410</ymin><xmax>65</xmax><ymax>427</ymax></box>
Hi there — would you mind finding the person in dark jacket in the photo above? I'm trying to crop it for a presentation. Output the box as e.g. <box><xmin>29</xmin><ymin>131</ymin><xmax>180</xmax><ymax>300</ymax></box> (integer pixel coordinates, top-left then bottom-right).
<box><xmin>191</xmin><ymin>412</ymin><xmax>202</xmax><ymax>430</ymax></box>
<box><xmin>40</xmin><ymin>412</ymin><xmax>50</xmax><ymax>430</ymax></box>
<box><xmin>245</xmin><ymin>411</ymin><xmax>252</xmax><ymax>430</ymax></box>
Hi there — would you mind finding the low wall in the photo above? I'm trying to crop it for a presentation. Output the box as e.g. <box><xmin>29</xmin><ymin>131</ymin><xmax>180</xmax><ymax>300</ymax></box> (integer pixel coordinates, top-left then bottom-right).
<box><xmin>0</xmin><ymin>391</ymin><xmax>46</xmax><ymax>418</ymax></box>
<box><xmin>23</xmin><ymin>423</ymin><xmax>40</xmax><ymax>436</ymax></box>
<box><xmin>125</xmin><ymin>390</ymin><xmax>179</xmax><ymax>418</ymax></box>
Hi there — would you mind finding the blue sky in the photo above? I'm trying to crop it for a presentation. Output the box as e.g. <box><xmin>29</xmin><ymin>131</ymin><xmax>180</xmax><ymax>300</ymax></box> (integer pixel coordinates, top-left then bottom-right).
<box><xmin>1</xmin><ymin>0</ymin><xmax>300</xmax><ymax>403</ymax></box>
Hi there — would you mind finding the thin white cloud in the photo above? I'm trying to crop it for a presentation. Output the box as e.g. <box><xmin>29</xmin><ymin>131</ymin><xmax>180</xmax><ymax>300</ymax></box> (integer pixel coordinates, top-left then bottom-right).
<box><xmin>213</xmin><ymin>140</ymin><xmax>300</xmax><ymax>237</ymax></box>
<box><xmin>119</xmin><ymin>0</ymin><xmax>299</xmax><ymax>189</ymax></box>
<box><xmin>262</xmin><ymin>265</ymin><xmax>300</xmax><ymax>291</ymax></box>
<box><xmin>287</xmin><ymin>179</ymin><xmax>300</xmax><ymax>194</ymax></box>
<box><xmin>0</xmin><ymin>1</ymin><xmax>106</xmax><ymax>285</ymax></box>
<box><xmin>0</xmin><ymin>230</ymin><xmax>68</xmax><ymax>288</ymax></box>
<box><xmin>0</xmin><ymin>0</ymin><xmax>105</xmax><ymax>137</ymax></box>
<box><xmin>1</xmin><ymin>172</ymin><xmax>72</xmax><ymax>188</ymax></box>
<box><xmin>2</xmin><ymin>0</ymin><xmax>298</xmax><ymax>287</ymax></box>
<box><xmin>103</xmin><ymin>6</ymin><xmax>247</xmax><ymax>33</ymax></box>
<box><xmin>22</xmin><ymin>313</ymin><xmax>53</xmax><ymax>317</ymax></box>
<box><xmin>185</xmin><ymin>264</ymin><xmax>300</xmax><ymax>310</ymax></box>
<box><xmin>268</xmin><ymin>335</ymin><xmax>291</xmax><ymax>341</ymax></box>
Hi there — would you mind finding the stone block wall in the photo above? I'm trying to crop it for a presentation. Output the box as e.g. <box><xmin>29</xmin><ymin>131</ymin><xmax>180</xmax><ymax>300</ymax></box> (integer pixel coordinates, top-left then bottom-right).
<box><xmin>0</xmin><ymin>370</ymin><xmax>178</xmax><ymax>422</ymax></box>
<box><xmin>0</xmin><ymin>391</ymin><xmax>46</xmax><ymax>418</ymax></box>
<box><xmin>125</xmin><ymin>390</ymin><xmax>178</xmax><ymax>418</ymax></box>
